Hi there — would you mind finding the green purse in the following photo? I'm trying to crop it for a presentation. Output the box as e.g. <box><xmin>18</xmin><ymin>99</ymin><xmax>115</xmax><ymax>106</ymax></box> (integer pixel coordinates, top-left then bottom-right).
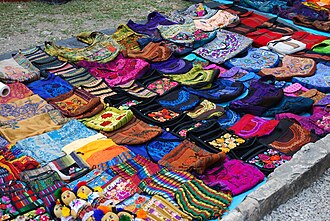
<box><xmin>312</xmin><ymin>39</ymin><xmax>330</xmax><ymax>54</ymax></box>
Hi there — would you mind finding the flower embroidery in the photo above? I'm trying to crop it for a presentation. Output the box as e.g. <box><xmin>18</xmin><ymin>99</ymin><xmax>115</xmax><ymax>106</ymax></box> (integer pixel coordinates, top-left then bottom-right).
<box><xmin>148</xmin><ymin>109</ymin><xmax>179</xmax><ymax>122</ymax></box>
<box><xmin>248</xmin><ymin>149</ymin><xmax>292</xmax><ymax>169</ymax></box>
<box><xmin>209</xmin><ymin>133</ymin><xmax>245</xmax><ymax>153</ymax></box>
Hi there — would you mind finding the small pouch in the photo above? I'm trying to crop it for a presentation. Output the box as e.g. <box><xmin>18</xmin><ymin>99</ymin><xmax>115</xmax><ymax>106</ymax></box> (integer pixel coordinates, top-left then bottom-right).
<box><xmin>150</xmin><ymin>56</ymin><xmax>193</xmax><ymax>75</ymax></box>
<box><xmin>259</xmin><ymin>55</ymin><xmax>316</xmax><ymax>81</ymax></box>
<box><xmin>171</xmin><ymin>119</ymin><xmax>204</xmax><ymax>138</ymax></box>
<box><xmin>245</xmin><ymin>147</ymin><xmax>292</xmax><ymax>175</ymax></box>
<box><xmin>267</xmin><ymin>36</ymin><xmax>306</xmax><ymax>55</ymax></box>
<box><xmin>138</xmin><ymin>70</ymin><xmax>181</xmax><ymax>96</ymax></box>
<box><xmin>193</xmin><ymin>29</ymin><xmax>253</xmax><ymax>64</ymax></box>
<box><xmin>157</xmin><ymin>88</ymin><xmax>200</xmax><ymax>112</ymax></box>
<box><xmin>229</xmin><ymin>114</ymin><xmax>279</xmax><ymax>139</ymax></box>
<box><xmin>246</xmin><ymin>29</ymin><xmax>283</xmax><ymax>47</ymax></box>
<box><xmin>165</xmin><ymin>65</ymin><xmax>219</xmax><ymax>89</ymax></box>
<box><xmin>283</xmin><ymin>83</ymin><xmax>309</xmax><ymax>97</ymax></box>
<box><xmin>146</xmin><ymin>77</ymin><xmax>180</xmax><ymax>96</ymax></box>
<box><xmin>46</xmin><ymin>87</ymin><xmax>102</xmax><ymax>118</ymax></box>
<box><xmin>300</xmin><ymin>89</ymin><xmax>327</xmax><ymax>103</ymax></box>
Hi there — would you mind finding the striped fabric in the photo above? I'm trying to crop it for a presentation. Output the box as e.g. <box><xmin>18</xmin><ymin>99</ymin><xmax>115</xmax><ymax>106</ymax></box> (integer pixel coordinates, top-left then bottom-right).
<box><xmin>38</xmin><ymin>180</ymin><xmax>66</xmax><ymax>209</ymax></box>
<box><xmin>138</xmin><ymin>168</ymin><xmax>193</xmax><ymax>204</ymax></box>
<box><xmin>20</xmin><ymin>46</ymin><xmax>50</xmax><ymax>62</ymax></box>
<box><xmin>97</xmin><ymin>150</ymin><xmax>136</xmax><ymax>172</ymax></box>
<box><xmin>60</xmin><ymin>68</ymin><xmax>97</xmax><ymax>87</ymax></box>
<box><xmin>80</xmin><ymin>79</ymin><xmax>117</xmax><ymax>102</ymax></box>
<box><xmin>175</xmin><ymin>179</ymin><xmax>232</xmax><ymax>221</ymax></box>
<box><xmin>109</xmin><ymin>155</ymin><xmax>156</xmax><ymax>179</ymax></box>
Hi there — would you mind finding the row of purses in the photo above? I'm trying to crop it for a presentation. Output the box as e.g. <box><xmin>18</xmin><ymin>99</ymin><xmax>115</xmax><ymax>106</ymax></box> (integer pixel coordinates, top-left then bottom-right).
<box><xmin>143</xmin><ymin>118</ymin><xmax>318</xmax><ymax>175</ymax></box>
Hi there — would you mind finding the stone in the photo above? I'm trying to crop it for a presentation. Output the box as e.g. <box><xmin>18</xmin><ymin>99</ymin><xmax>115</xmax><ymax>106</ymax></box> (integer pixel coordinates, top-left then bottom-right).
<box><xmin>221</xmin><ymin>210</ymin><xmax>245</xmax><ymax>221</ymax></box>
<box><xmin>236</xmin><ymin>197</ymin><xmax>261</xmax><ymax>221</ymax></box>
<box><xmin>41</xmin><ymin>31</ymin><xmax>53</xmax><ymax>36</ymax></box>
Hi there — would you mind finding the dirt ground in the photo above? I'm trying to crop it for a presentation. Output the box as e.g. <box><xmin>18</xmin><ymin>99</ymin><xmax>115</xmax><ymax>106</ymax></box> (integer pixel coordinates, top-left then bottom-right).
<box><xmin>0</xmin><ymin>0</ymin><xmax>191</xmax><ymax>54</ymax></box>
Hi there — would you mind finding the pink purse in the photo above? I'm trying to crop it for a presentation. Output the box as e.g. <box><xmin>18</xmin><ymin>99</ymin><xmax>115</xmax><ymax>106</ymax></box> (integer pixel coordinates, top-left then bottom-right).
<box><xmin>283</xmin><ymin>83</ymin><xmax>309</xmax><ymax>97</ymax></box>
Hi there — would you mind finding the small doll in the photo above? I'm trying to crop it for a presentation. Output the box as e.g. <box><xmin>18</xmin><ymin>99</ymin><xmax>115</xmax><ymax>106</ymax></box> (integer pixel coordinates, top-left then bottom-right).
<box><xmin>51</xmin><ymin>200</ymin><xmax>74</xmax><ymax>221</ymax></box>
<box><xmin>74</xmin><ymin>181</ymin><xmax>113</xmax><ymax>208</ymax></box>
<box><xmin>54</xmin><ymin>187</ymin><xmax>94</xmax><ymax>221</ymax></box>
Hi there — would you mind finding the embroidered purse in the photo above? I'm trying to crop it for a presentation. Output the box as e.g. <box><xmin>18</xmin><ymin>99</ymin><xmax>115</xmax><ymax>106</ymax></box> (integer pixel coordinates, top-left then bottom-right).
<box><xmin>101</xmin><ymin>116</ymin><xmax>162</xmax><ymax>145</ymax></box>
<box><xmin>131</xmin><ymin>98</ymin><xmax>192</xmax><ymax>130</ymax></box>
<box><xmin>0</xmin><ymin>53</ymin><xmax>40</xmax><ymax>84</ymax></box>
<box><xmin>157</xmin><ymin>88</ymin><xmax>200</xmax><ymax>112</ymax></box>
<box><xmin>184</xmin><ymin>78</ymin><xmax>245</xmax><ymax>103</ymax></box>
<box><xmin>187</xmin><ymin>120</ymin><xmax>246</xmax><ymax>153</ymax></box>
<box><xmin>259</xmin><ymin>119</ymin><xmax>318</xmax><ymax>155</ymax></box>
<box><xmin>193</xmin><ymin>29</ymin><xmax>253</xmax><ymax>64</ymax></box>
<box><xmin>158</xmin><ymin>139</ymin><xmax>226</xmax><ymax>174</ymax></box>
<box><xmin>225</xmin><ymin>48</ymin><xmax>280</xmax><ymax>72</ymax></box>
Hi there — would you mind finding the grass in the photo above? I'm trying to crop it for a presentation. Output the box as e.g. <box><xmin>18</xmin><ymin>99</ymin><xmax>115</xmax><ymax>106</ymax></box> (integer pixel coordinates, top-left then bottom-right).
<box><xmin>0</xmin><ymin>0</ymin><xmax>191</xmax><ymax>38</ymax></box>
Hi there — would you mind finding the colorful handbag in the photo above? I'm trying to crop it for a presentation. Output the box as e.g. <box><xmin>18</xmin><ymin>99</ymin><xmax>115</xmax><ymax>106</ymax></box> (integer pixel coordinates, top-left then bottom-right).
<box><xmin>193</xmin><ymin>29</ymin><xmax>253</xmax><ymax>64</ymax></box>
<box><xmin>225</xmin><ymin>48</ymin><xmax>280</xmax><ymax>72</ymax></box>
<box><xmin>0</xmin><ymin>53</ymin><xmax>40</xmax><ymax>84</ymax></box>
<box><xmin>259</xmin><ymin>119</ymin><xmax>318</xmax><ymax>155</ymax></box>
<box><xmin>267</xmin><ymin>36</ymin><xmax>306</xmax><ymax>55</ymax></box>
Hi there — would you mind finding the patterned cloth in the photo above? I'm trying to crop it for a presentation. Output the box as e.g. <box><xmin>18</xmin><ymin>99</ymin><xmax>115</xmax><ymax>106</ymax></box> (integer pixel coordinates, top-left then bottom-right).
<box><xmin>78</xmin><ymin>53</ymin><xmax>150</xmax><ymax>87</ymax></box>
<box><xmin>138</xmin><ymin>168</ymin><xmax>194</xmax><ymax>205</ymax></box>
<box><xmin>0</xmin><ymin>53</ymin><xmax>40</xmax><ymax>83</ymax></box>
<box><xmin>0</xmin><ymin>94</ymin><xmax>54</xmax><ymax>126</ymax></box>
<box><xmin>0</xmin><ymin>82</ymin><xmax>33</xmax><ymax>104</ymax></box>
<box><xmin>14</xmin><ymin>120</ymin><xmax>97</xmax><ymax>166</ymax></box>
<box><xmin>44</xmin><ymin>31</ymin><xmax>121</xmax><ymax>63</ymax></box>
<box><xmin>27</xmin><ymin>73</ymin><xmax>73</xmax><ymax>99</ymax></box>
<box><xmin>193</xmin><ymin>30</ymin><xmax>253</xmax><ymax>64</ymax></box>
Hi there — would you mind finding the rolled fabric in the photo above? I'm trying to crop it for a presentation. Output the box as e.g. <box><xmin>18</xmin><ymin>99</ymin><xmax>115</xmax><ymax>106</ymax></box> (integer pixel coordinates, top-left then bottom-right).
<box><xmin>0</xmin><ymin>82</ymin><xmax>10</xmax><ymax>97</ymax></box>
